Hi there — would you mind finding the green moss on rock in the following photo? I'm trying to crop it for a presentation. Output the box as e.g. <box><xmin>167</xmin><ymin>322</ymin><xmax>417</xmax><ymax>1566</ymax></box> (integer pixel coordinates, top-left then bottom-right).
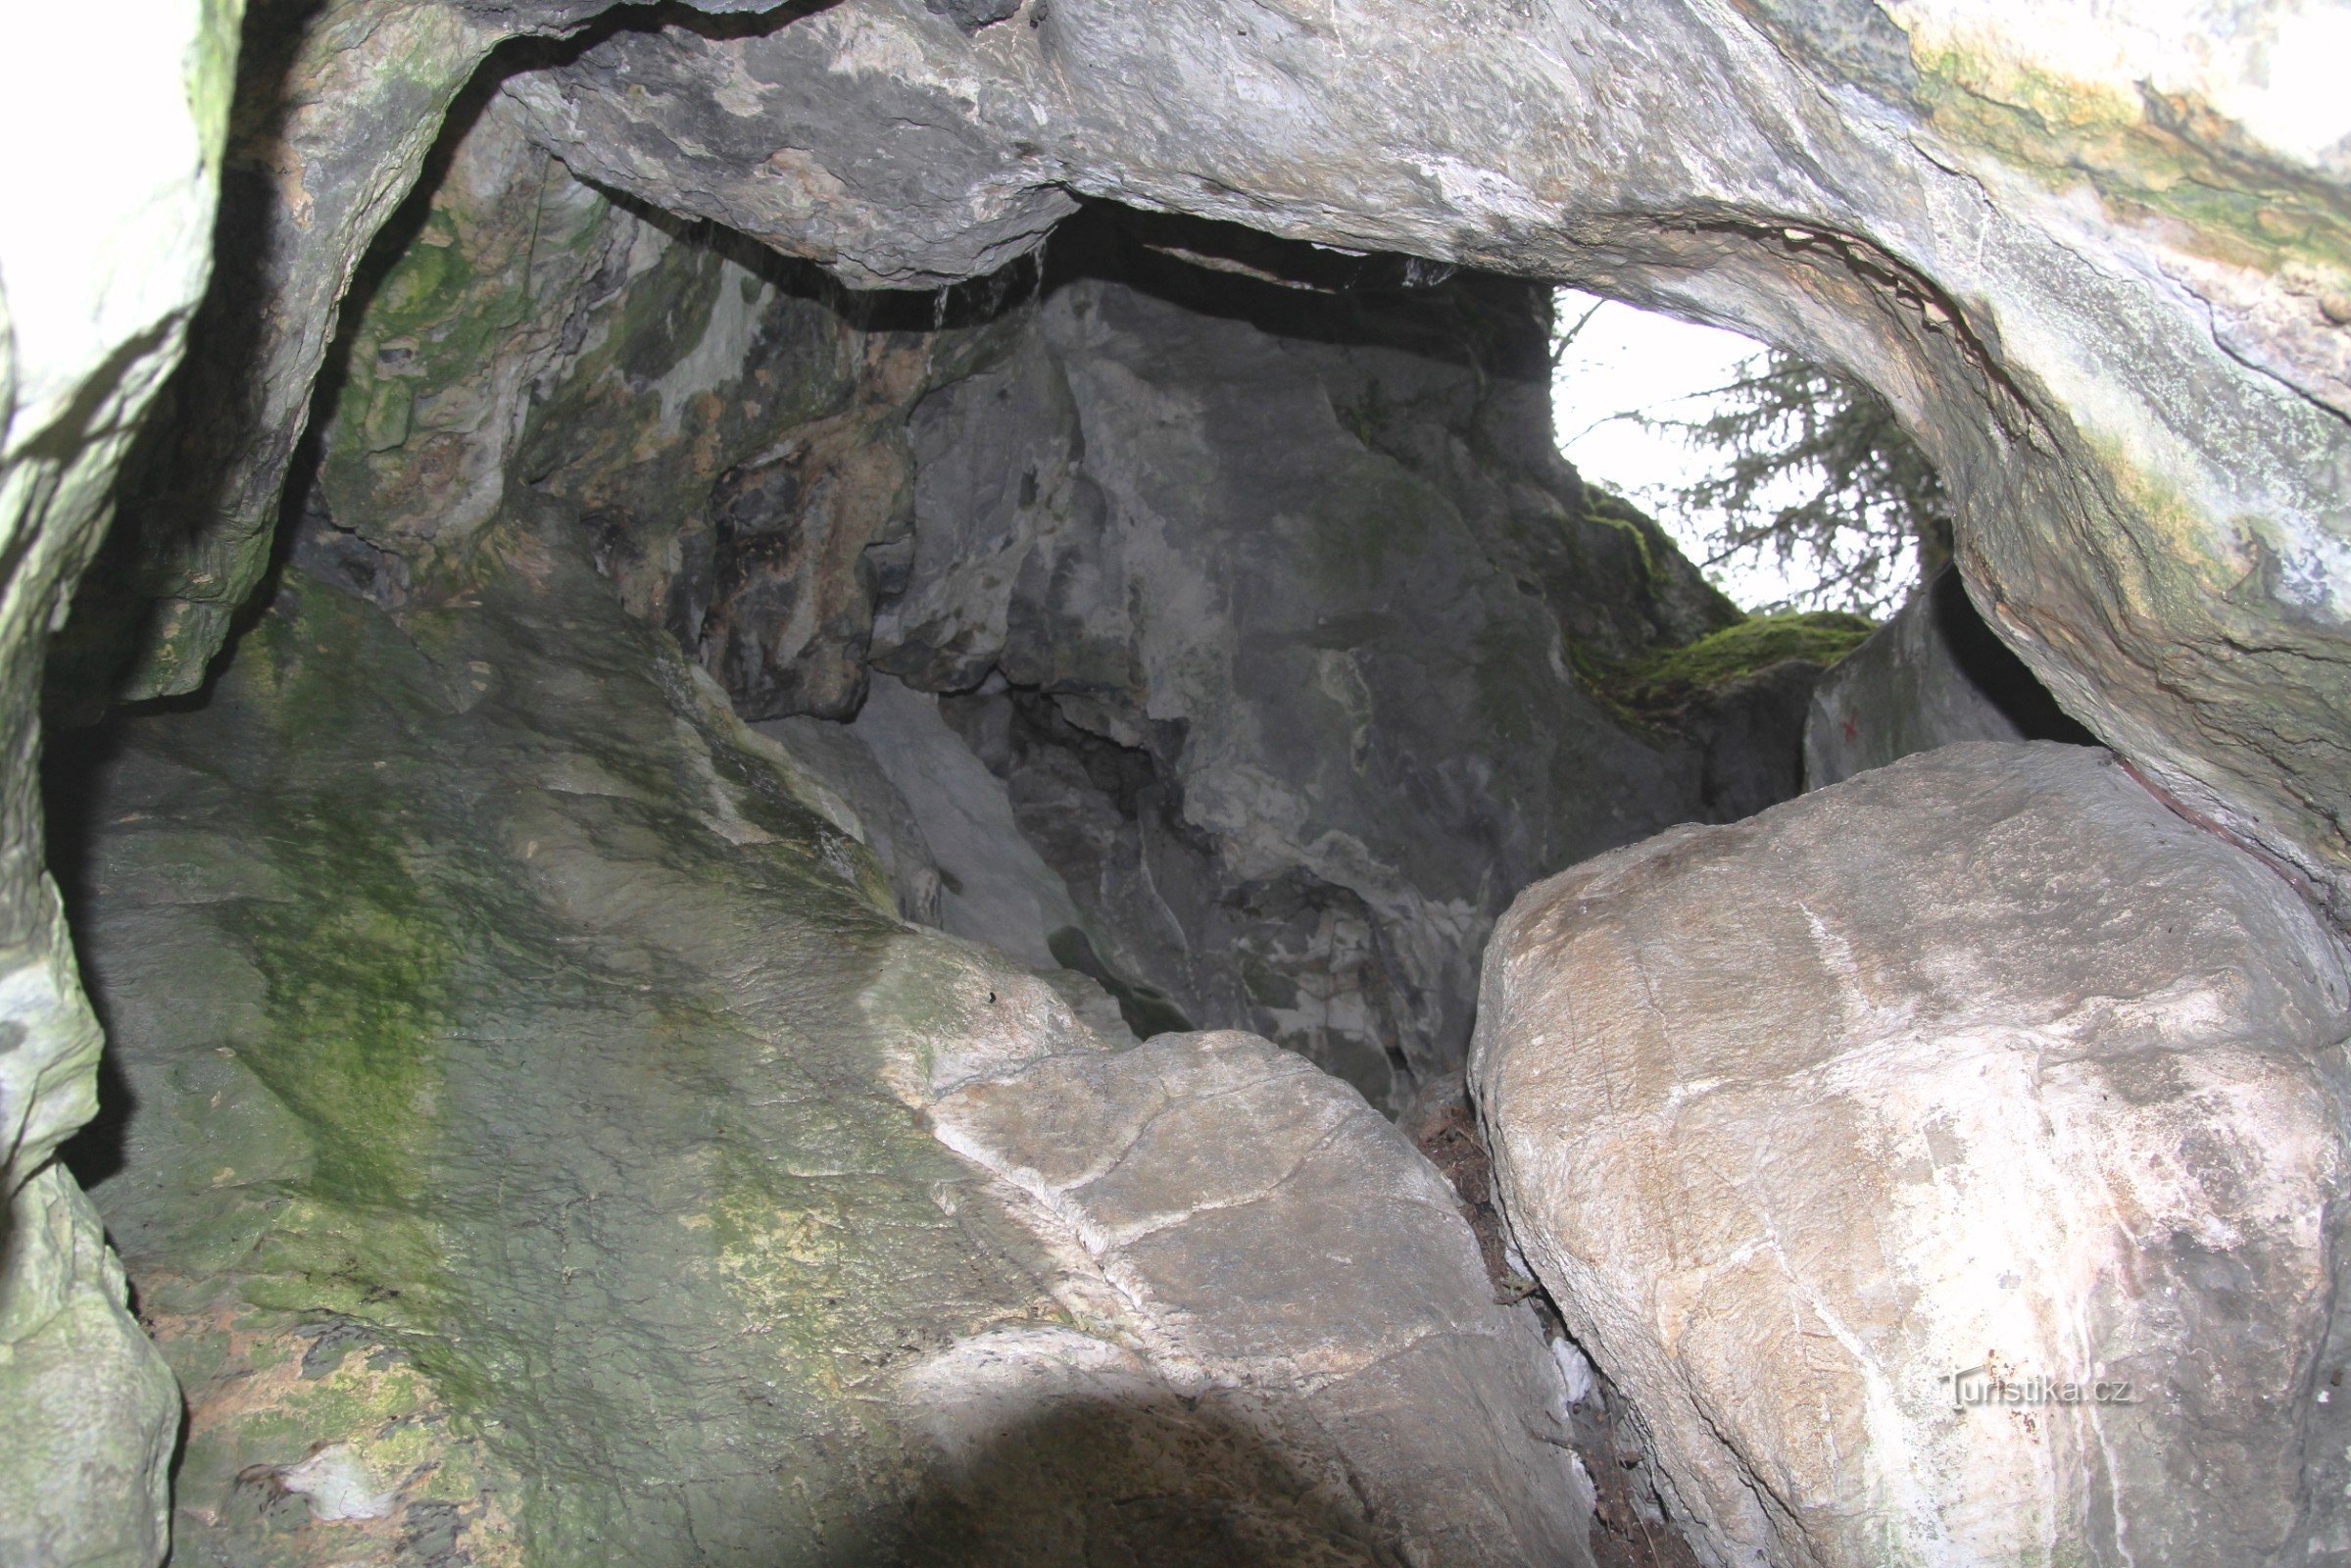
<box><xmin>229</xmin><ymin>810</ymin><xmax>453</xmax><ymax>1203</ymax></box>
<box><xmin>1593</xmin><ymin>612</ymin><xmax>1877</xmax><ymax>721</ymax></box>
<box><xmin>68</xmin><ymin>525</ymin><xmax>1083</xmax><ymax>1565</ymax></box>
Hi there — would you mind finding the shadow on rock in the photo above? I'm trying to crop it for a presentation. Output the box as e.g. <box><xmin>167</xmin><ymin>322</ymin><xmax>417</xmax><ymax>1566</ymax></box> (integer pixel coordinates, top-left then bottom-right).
<box><xmin>882</xmin><ymin>1392</ymin><xmax>1400</xmax><ymax>1568</ymax></box>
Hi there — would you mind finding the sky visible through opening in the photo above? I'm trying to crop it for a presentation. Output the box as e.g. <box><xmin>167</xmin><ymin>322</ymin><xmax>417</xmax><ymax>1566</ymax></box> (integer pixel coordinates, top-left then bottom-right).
<box><xmin>1550</xmin><ymin>287</ymin><xmax>1885</xmax><ymax>613</ymax></box>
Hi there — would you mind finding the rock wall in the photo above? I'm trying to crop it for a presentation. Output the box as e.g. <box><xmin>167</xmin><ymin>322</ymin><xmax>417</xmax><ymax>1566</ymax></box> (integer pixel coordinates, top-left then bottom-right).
<box><xmin>1805</xmin><ymin>565</ymin><xmax>2091</xmax><ymax>789</ymax></box>
<box><xmin>62</xmin><ymin>517</ymin><xmax>1594</xmax><ymax>1566</ymax></box>
<box><xmin>216</xmin><ymin>89</ymin><xmax>1807</xmax><ymax>1110</ymax></box>
<box><xmin>9</xmin><ymin>2</ymin><xmax>2347</xmax><ymax>1563</ymax></box>
<box><xmin>79</xmin><ymin>0</ymin><xmax>2351</xmax><ymax>923</ymax></box>
<box><xmin>0</xmin><ymin>6</ymin><xmax>242</xmax><ymax>1565</ymax></box>
<box><xmin>474</xmin><ymin>0</ymin><xmax>2351</xmax><ymax>925</ymax></box>
<box><xmin>856</xmin><ymin>236</ymin><xmax>1757</xmax><ymax>1103</ymax></box>
<box><xmin>35</xmin><ymin>88</ymin><xmax>1782</xmax><ymax>1558</ymax></box>
<box><xmin>56</xmin><ymin>0</ymin><xmax>784</xmax><ymax>702</ymax></box>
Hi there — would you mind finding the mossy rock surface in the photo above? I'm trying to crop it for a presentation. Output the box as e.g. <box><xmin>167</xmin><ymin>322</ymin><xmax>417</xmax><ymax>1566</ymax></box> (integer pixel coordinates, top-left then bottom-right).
<box><xmin>68</xmin><ymin>523</ymin><xmax>1034</xmax><ymax>1562</ymax></box>
<box><xmin>1615</xmin><ymin>612</ymin><xmax>1878</xmax><ymax>712</ymax></box>
<box><xmin>61</xmin><ymin>519</ymin><xmax>1586</xmax><ymax>1567</ymax></box>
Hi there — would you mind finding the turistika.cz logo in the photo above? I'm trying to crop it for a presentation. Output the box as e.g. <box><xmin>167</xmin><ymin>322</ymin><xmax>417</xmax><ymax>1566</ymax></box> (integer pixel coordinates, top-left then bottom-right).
<box><xmin>1939</xmin><ymin>1362</ymin><xmax>2140</xmax><ymax>1411</ymax></box>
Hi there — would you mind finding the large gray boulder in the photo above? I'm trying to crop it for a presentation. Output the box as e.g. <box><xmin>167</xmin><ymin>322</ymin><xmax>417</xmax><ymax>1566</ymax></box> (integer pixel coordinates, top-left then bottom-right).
<box><xmin>864</xmin><ymin>255</ymin><xmax>1738</xmax><ymax>1105</ymax></box>
<box><xmin>1474</xmin><ymin>742</ymin><xmax>2351</xmax><ymax>1568</ymax></box>
<box><xmin>921</xmin><ymin>1027</ymin><xmax>1594</xmax><ymax>1566</ymax></box>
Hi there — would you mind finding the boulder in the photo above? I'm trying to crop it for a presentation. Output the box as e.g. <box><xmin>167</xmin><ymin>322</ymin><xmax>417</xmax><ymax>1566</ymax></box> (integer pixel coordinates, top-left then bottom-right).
<box><xmin>64</xmin><ymin>521</ymin><xmax>1592</xmax><ymax>1566</ymax></box>
<box><xmin>1805</xmin><ymin>566</ymin><xmax>2090</xmax><ymax>789</ymax></box>
<box><xmin>920</xmin><ymin>1027</ymin><xmax>1594</xmax><ymax>1566</ymax></box>
<box><xmin>1474</xmin><ymin>742</ymin><xmax>2351</xmax><ymax>1567</ymax></box>
<box><xmin>866</xmin><ymin>251</ymin><xmax>1740</xmax><ymax>1104</ymax></box>
<box><xmin>1602</xmin><ymin>612</ymin><xmax>1880</xmax><ymax>822</ymax></box>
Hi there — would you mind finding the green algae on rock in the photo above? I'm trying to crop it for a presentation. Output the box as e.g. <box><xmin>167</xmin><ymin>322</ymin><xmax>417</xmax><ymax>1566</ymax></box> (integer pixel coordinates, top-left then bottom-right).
<box><xmin>66</xmin><ymin>519</ymin><xmax>1592</xmax><ymax>1565</ymax></box>
<box><xmin>70</xmin><ymin>529</ymin><xmax>1030</xmax><ymax>1561</ymax></box>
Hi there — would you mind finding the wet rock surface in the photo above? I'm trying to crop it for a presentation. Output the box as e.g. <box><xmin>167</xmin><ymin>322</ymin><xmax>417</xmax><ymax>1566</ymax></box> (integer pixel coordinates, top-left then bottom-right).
<box><xmin>1474</xmin><ymin>742</ymin><xmax>2351</xmax><ymax>1568</ymax></box>
<box><xmin>60</xmin><ymin>525</ymin><xmax>1593</xmax><ymax>1566</ymax></box>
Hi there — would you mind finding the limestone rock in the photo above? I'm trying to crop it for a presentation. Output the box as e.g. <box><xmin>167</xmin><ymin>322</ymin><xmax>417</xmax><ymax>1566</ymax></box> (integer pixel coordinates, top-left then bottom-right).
<box><xmin>73</xmin><ymin>0</ymin><xmax>791</xmax><ymax>702</ymax></box>
<box><xmin>1674</xmin><ymin>662</ymin><xmax>1831</xmax><ymax>825</ymax></box>
<box><xmin>840</xmin><ymin>672</ymin><xmax>1089</xmax><ymax>972</ymax></box>
<box><xmin>759</xmin><ymin>708</ymin><xmax>945</xmax><ymax>925</ymax></box>
<box><xmin>0</xmin><ymin>1166</ymin><xmax>178</xmax><ymax>1568</ymax></box>
<box><xmin>493</xmin><ymin>0</ymin><xmax>2351</xmax><ymax>917</ymax></box>
<box><xmin>1602</xmin><ymin>611</ymin><xmax>1881</xmax><ymax>823</ymax></box>
<box><xmin>921</xmin><ymin>1028</ymin><xmax>1595</xmax><ymax>1566</ymax></box>
<box><xmin>1474</xmin><ymin>743</ymin><xmax>2351</xmax><ymax>1567</ymax></box>
<box><xmin>866</xmin><ymin>250</ymin><xmax>1741</xmax><ymax>1105</ymax></box>
<box><xmin>248</xmin><ymin>81</ymin><xmax>971</xmax><ymax>716</ymax></box>
<box><xmin>0</xmin><ymin>4</ymin><xmax>239</xmax><ymax>1563</ymax></box>
<box><xmin>64</xmin><ymin>0</ymin><xmax>2351</xmax><ymax>914</ymax></box>
<box><xmin>65</xmin><ymin>523</ymin><xmax>1592</xmax><ymax>1565</ymax></box>
<box><xmin>193</xmin><ymin>94</ymin><xmax>1768</xmax><ymax>1111</ymax></box>
<box><xmin>1806</xmin><ymin>566</ymin><xmax>2090</xmax><ymax>789</ymax></box>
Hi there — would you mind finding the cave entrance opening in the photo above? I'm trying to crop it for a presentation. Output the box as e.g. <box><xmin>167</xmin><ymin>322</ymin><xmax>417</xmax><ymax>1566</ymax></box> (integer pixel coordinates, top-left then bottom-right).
<box><xmin>30</xmin><ymin>1</ymin><xmax>1965</xmax><ymax>1136</ymax></box>
<box><xmin>49</xmin><ymin>107</ymin><xmax>1862</xmax><ymax>1128</ymax></box>
<box><xmin>1550</xmin><ymin>289</ymin><xmax>1942</xmax><ymax>619</ymax></box>
<box><xmin>651</xmin><ymin>211</ymin><xmax>1864</xmax><ymax>1121</ymax></box>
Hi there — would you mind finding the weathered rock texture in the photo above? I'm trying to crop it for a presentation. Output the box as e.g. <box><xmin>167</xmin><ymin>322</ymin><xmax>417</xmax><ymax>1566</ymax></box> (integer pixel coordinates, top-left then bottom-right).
<box><xmin>857</xmin><ymin>237</ymin><xmax>1751</xmax><ymax>1104</ymax></box>
<box><xmin>179</xmin><ymin>80</ymin><xmax>1791</xmax><ymax>1110</ymax></box>
<box><xmin>33</xmin><ymin>104</ymin><xmax>1740</xmax><ymax>1563</ymax></box>
<box><xmin>0</xmin><ymin>6</ymin><xmax>240</xmax><ymax>1565</ymax></box>
<box><xmin>1474</xmin><ymin>743</ymin><xmax>2351</xmax><ymax>1568</ymax></box>
<box><xmin>920</xmin><ymin>1028</ymin><xmax>1593</xmax><ymax>1565</ymax></box>
<box><xmin>65</xmin><ymin>521</ymin><xmax>1592</xmax><ymax>1566</ymax></box>
<box><xmin>508</xmin><ymin>0</ymin><xmax>2351</xmax><ymax>927</ymax></box>
<box><xmin>16</xmin><ymin>2</ymin><xmax>2349</xmax><ymax>1562</ymax></box>
<box><xmin>62</xmin><ymin>0</ymin><xmax>783</xmax><ymax>702</ymax></box>
<box><xmin>1806</xmin><ymin>565</ymin><xmax>2090</xmax><ymax>789</ymax></box>
<box><xmin>78</xmin><ymin>0</ymin><xmax>2351</xmax><ymax>920</ymax></box>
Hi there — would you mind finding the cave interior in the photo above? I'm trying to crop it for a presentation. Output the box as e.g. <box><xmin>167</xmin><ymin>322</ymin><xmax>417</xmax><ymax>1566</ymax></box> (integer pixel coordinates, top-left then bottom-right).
<box><xmin>5</xmin><ymin>3</ymin><xmax>2349</xmax><ymax>1567</ymax></box>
